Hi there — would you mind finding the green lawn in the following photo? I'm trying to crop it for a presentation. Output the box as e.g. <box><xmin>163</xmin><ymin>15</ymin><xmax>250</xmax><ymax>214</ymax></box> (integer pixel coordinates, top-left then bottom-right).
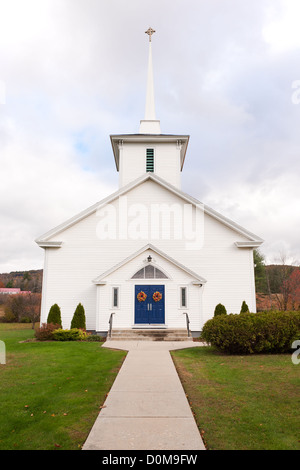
<box><xmin>172</xmin><ymin>346</ymin><xmax>300</xmax><ymax>450</ymax></box>
<box><xmin>0</xmin><ymin>325</ymin><xmax>126</xmax><ymax>450</ymax></box>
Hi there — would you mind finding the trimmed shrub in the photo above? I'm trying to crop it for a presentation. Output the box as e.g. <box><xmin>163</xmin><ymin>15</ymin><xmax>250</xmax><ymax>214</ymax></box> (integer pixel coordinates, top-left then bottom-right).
<box><xmin>71</xmin><ymin>303</ymin><xmax>86</xmax><ymax>330</ymax></box>
<box><xmin>52</xmin><ymin>328</ymin><xmax>88</xmax><ymax>341</ymax></box>
<box><xmin>86</xmin><ymin>334</ymin><xmax>104</xmax><ymax>342</ymax></box>
<box><xmin>47</xmin><ymin>304</ymin><xmax>62</xmax><ymax>326</ymax></box>
<box><xmin>240</xmin><ymin>300</ymin><xmax>249</xmax><ymax>313</ymax></box>
<box><xmin>201</xmin><ymin>311</ymin><xmax>300</xmax><ymax>354</ymax></box>
<box><xmin>214</xmin><ymin>303</ymin><xmax>227</xmax><ymax>317</ymax></box>
<box><xmin>35</xmin><ymin>323</ymin><xmax>61</xmax><ymax>341</ymax></box>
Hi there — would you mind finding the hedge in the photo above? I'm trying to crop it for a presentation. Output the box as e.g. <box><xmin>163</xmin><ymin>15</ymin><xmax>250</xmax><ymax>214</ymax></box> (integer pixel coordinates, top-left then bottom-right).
<box><xmin>201</xmin><ymin>311</ymin><xmax>300</xmax><ymax>354</ymax></box>
<box><xmin>52</xmin><ymin>328</ymin><xmax>88</xmax><ymax>341</ymax></box>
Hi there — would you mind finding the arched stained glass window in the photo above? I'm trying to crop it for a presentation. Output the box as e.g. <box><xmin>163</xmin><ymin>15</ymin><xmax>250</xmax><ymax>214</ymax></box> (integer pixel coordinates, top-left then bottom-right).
<box><xmin>132</xmin><ymin>265</ymin><xmax>168</xmax><ymax>279</ymax></box>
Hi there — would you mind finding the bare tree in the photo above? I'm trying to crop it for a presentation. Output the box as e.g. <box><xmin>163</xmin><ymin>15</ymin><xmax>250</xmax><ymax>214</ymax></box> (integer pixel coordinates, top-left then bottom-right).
<box><xmin>272</xmin><ymin>251</ymin><xmax>299</xmax><ymax>310</ymax></box>
<box><xmin>24</xmin><ymin>294</ymin><xmax>41</xmax><ymax>328</ymax></box>
<box><xmin>7</xmin><ymin>295</ymin><xmax>26</xmax><ymax>322</ymax></box>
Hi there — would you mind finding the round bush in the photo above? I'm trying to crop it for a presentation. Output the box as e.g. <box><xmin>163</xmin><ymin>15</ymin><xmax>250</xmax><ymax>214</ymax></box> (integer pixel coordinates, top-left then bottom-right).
<box><xmin>35</xmin><ymin>323</ymin><xmax>61</xmax><ymax>341</ymax></box>
<box><xmin>201</xmin><ymin>311</ymin><xmax>300</xmax><ymax>354</ymax></box>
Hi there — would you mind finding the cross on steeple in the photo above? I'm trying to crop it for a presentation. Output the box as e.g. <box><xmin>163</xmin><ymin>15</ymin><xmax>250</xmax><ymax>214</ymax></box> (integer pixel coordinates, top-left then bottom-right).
<box><xmin>145</xmin><ymin>27</ymin><xmax>156</xmax><ymax>42</ymax></box>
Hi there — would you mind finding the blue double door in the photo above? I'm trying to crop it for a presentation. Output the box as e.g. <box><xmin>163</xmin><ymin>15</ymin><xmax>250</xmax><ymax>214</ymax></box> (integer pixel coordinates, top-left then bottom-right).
<box><xmin>135</xmin><ymin>285</ymin><xmax>165</xmax><ymax>324</ymax></box>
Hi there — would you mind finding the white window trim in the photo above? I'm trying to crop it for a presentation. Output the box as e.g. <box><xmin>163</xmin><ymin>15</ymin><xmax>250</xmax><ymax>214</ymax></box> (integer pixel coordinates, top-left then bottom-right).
<box><xmin>129</xmin><ymin>263</ymin><xmax>170</xmax><ymax>280</ymax></box>
<box><xmin>179</xmin><ymin>285</ymin><xmax>188</xmax><ymax>309</ymax></box>
<box><xmin>112</xmin><ymin>286</ymin><xmax>120</xmax><ymax>309</ymax></box>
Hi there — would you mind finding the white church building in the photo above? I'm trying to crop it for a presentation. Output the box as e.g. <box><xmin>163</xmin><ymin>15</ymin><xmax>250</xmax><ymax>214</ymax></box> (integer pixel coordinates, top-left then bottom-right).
<box><xmin>36</xmin><ymin>29</ymin><xmax>263</xmax><ymax>338</ymax></box>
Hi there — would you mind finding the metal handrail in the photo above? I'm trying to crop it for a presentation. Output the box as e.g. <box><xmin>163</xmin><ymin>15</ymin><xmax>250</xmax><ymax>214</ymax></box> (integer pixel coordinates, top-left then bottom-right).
<box><xmin>183</xmin><ymin>312</ymin><xmax>190</xmax><ymax>337</ymax></box>
<box><xmin>108</xmin><ymin>313</ymin><xmax>115</xmax><ymax>338</ymax></box>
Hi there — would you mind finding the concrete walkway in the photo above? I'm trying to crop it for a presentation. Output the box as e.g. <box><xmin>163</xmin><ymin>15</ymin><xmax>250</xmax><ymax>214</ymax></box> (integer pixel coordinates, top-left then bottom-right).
<box><xmin>82</xmin><ymin>341</ymin><xmax>206</xmax><ymax>451</ymax></box>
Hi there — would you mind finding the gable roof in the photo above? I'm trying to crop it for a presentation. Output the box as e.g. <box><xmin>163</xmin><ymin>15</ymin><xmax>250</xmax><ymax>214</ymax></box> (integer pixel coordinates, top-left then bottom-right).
<box><xmin>92</xmin><ymin>243</ymin><xmax>207</xmax><ymax>285</ymax></box>
<box><xmin>35</xmin><ymin>172</ymin><xmax>263</xmax><ymax>247</ymax></box>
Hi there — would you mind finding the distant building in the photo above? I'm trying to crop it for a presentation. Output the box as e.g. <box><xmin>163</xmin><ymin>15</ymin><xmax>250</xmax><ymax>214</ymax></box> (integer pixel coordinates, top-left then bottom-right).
<box><xmin>0</xmin><ymin>288</ymin><xmax>31</xmax><ymax>295</ymax></box>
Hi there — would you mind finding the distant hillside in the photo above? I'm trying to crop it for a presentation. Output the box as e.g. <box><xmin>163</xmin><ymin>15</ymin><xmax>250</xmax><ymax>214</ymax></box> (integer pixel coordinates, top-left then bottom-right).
<box><xmin>0</xmin><ymin>269</ymin><xmax>43</xmax><ymax>293</ymax></box>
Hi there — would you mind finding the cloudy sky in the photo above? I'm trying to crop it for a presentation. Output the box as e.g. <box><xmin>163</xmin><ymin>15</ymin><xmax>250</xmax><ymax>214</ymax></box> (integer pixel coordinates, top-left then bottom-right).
<box><xmin>0</xmin><ymin>0</ymin><xmax>300</xmax><ymax>272</ymax></box>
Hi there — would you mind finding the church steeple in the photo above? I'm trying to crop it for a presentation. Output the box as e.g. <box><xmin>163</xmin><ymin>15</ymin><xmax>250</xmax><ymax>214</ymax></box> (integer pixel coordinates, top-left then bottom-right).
<box><xmin>139</xmin><ymin>27</ymin><xmax>161</xmax><ymax>134</ymax></box>
<box><xmin>110</xmin><ymin>28</ymin><xmax>189</xmax><ymax>189</ymax></box>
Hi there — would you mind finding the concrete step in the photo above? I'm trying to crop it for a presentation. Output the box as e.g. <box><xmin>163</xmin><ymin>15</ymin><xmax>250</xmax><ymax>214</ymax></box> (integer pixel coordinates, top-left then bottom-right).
<box><xmin>108</xmin><ymin>328</ymin><xmax>193</xmax><ymax>341</ymax></box>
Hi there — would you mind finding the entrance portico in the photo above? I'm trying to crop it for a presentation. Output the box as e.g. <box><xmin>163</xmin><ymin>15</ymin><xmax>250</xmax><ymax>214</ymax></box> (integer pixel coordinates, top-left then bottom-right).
<box><xmin>93</xmin><ymin>244</ymin><xmax>206</xmax><ymax>337</ymax></box>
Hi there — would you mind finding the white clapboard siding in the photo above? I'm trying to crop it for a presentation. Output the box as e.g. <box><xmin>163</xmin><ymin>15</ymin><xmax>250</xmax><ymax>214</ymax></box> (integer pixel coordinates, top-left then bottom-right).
<box><xmin>40</xmin><ymin>179</ymin><xmax>256</xmax><ymax>332</ymax></box>
<box><xmin>120</xmin><ymin>142</ymin><xmax>181</xmax><ymax>189</ymax></box>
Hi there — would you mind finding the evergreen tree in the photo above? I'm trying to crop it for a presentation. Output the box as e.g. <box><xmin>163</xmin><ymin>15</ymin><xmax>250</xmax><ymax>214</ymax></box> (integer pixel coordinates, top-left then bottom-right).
<box><xmin>240</xmin><ymin>300</ymin><xmax>249</xmax><ymax>313</ymax></box>
<box><xmin>47</xmin><ymin>304</ymin><xmax>62</xmax><ymax>326</ymax></box>
<box><xmin>214</xmin><ymin>303</ymin><xmax>227</xmax><ymax>316</ymax></box>
<box><xmin>71</xmin><ymin>303</ymin><xmax>86</xmax><ymax>329</ymax></box>
<box><xmin>253</xmin><ymin>249</ymin><xmax>268</xmax><ymax>293</ymax></box>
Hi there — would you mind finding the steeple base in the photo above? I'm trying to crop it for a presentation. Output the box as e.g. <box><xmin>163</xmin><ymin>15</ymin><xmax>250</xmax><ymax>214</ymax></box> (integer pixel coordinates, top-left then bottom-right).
<box><xmin>139</xmin><ymin>119</ymin><xmax>161</xmax><ymax>134</ymax></box>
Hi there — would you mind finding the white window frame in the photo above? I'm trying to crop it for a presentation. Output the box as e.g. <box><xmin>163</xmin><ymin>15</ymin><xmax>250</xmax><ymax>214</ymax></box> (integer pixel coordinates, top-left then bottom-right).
<box><xmin>112</xmin><ymin>286</ymin><xmax>120</xmax><ymax>309</ymax></box>
<box><xmin>131</xmin><ymin>265</ymin><xmax>169</xmax><ymax>280</ymax></box>
<box><xmin>179</xmin><ymin>286</ymin><xmax>188</xmax><ymax>309</ymax></box>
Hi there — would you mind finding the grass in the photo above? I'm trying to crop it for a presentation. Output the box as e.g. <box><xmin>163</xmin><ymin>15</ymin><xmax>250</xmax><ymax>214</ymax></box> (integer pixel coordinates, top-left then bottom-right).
<box><xmin>2</xmin><ymin>324</ymin><xmax>299</xmax><ymax>450</ymax></box>
<box><xmin>172</xmin><ymin>346</ymin><xmax>300</xmax><ymax>450</ymax></box>
<box><xmin>0</xmin><ymin>324</ymin><xmax>126</xmax><ymax>450</ymax></box>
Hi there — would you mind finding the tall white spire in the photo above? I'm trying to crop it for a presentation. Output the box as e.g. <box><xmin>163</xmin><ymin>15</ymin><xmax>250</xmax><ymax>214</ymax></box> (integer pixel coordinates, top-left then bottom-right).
<box><xmin>144</xmin><ymin>41</ymin><xmax>156</xmax><ymax>120</ymax></box>
<box><xmin>139</xmin><ymin>27</ymin><xmax>161</xmax><ymax>134</ymax></box>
